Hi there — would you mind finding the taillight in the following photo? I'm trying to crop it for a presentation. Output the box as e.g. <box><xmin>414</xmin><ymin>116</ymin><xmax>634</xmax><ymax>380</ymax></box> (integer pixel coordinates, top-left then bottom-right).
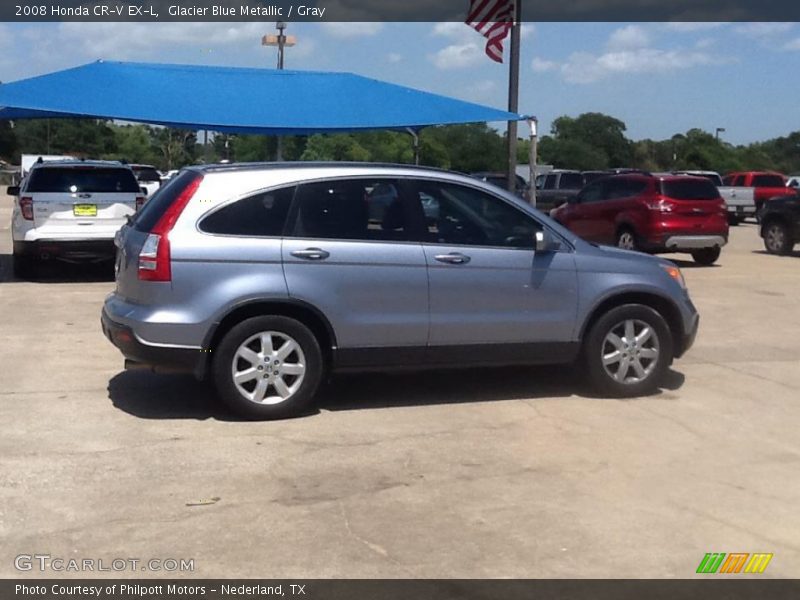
<box><xmin>138</xmin><ymin>175</ymin><xmax>202</xmax><ymax>282</ymax></box>
<box><xmin>646</xmin><ymin>195</ymin><xmax>674</xmax><ymax>212</ymax></box>
<box><xmin>135</xmin><ymin>196</ymin><xmax>146</xmax><ymax>211</ymax></box>
<box><xmin>20</xmin><ymin>197</ymin><xmax>34</xmax><ymax>220</ymax></box>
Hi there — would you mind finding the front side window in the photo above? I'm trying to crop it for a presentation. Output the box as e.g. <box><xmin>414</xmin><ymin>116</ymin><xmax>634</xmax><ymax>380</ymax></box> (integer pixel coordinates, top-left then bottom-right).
<box><xmin>543</xmin><ymin>174</ymin><xmax>557</xmax><ymax>190</ymax></box>
<box><xmin>290</xmin><ymin>179</ymin><xmax>410</xmax><ymax>242</ymax></box>
<box><xmin>410</xmin><ymin>180</ymin><xmax>540</xmax><ymax>249</ymax></box>
<box><xmin>200</xmin><ymin>186</ymin><xmax>295</xmax><ymax>236</ymax></box>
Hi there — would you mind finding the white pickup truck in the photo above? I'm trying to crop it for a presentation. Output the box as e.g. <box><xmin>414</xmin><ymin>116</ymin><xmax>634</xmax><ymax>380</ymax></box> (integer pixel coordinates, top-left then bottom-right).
<box><xmin>675</xmin><ymin>170</ymin><xmax>755</xmax><ymax>225</ymax></box>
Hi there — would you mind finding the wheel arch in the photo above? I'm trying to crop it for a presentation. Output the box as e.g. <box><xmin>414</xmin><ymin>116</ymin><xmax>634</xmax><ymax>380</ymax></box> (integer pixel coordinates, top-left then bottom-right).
<box><xmin>200</xmin><ymin>299</ymin><xmax>337</xmax><ymax>378</ymax></box>
<box><xmin>579</xmin><ymin>291</ymin><xmax>686</xmax><ymax>359</ymax></box>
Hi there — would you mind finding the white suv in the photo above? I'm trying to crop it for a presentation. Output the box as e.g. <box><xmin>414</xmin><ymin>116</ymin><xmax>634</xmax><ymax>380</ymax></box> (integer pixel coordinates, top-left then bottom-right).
<box><xmin>8</xmin><ymin>160</ymin><xmax>144</xmax><ymax>278</ymax></box>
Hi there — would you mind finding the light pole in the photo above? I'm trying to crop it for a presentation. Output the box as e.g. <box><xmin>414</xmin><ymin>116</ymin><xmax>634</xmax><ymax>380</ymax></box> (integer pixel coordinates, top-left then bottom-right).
<box><xmin>262</xmin><ymin>22</ymin><xmax>296</xmax><ymax>160</ymax></box>
<box><xmin>715</xmin><ymin>127</ymin><xmax>726</xmax><ymax>141</ymax></box>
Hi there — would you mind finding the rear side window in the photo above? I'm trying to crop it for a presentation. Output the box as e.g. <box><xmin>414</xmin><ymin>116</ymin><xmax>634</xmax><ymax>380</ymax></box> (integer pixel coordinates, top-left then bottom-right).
<box><xmin>133</xmin><ymin>170</ymin><xmax>202</xmax><ymax>232</ymax></box>
<box><xmin>26</xmin><ymin>167</ymin><xmax>140</xmax><ymax>193</ymax></box>
<box><xmin>661</xmin><ymin>179</ymin><xmax>720</xmax><ymax>200</ymax></box>
<box><xmin>200</xmin><ymin>187</ymin><xmax>295</xmax><ymax>236</ymax></box>
<box><xmin>752</xmin><ymin>174</ymin><xmax>784</xmax><ymax>187</ymax></box>
<box><xmin>559</xmin><ymin>173</ymin><xmax>583</xmax><ymax>189</ymax></box>
<box><xmin>133</xmin><ymin>167</ymin><xmax>161</xmax><ymax>182</ymax></box>
<box><xmin>290</xmin><ymin>178</ymin><xmax>411</xmax><ymax>242</ymax></box>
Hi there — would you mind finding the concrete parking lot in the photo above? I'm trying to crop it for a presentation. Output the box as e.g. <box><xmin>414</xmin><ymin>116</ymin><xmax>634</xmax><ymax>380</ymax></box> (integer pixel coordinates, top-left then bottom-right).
<box><xmin>1</xmin><ymin>191</ymin><xmax>799</xmax><ymax>579</ymax></box>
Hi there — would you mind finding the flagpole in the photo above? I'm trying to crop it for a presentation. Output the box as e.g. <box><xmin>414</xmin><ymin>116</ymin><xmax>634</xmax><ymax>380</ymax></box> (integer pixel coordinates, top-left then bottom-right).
<box><xmin>506</xmin><ymin>0</ymin><xmax>521</xmax><ymax>195</ymax></box>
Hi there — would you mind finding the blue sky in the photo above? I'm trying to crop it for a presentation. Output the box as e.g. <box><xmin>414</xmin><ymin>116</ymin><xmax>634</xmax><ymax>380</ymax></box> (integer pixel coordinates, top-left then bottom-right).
<box><xmin>0</xmin><ymin>21</ymin><xmax>797</xmax><ymax>144</ymax></box>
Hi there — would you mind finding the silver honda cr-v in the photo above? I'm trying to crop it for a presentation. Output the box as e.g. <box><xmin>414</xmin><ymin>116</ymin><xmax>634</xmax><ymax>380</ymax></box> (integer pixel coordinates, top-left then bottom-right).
<box><xmin>102</xmin><ymin>163</ymin><xmax>699</xmax><ymax>419</ymax></box>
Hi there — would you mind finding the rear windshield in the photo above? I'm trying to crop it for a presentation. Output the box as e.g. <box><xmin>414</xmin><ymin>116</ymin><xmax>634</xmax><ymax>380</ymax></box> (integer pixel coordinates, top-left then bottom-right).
<box><xmin>133</xmin><ymin>170</ymin><xmax>201</xmax><ymax>232</ymax></box>
<box><xmin>26</xmin><ymin>167</ymin><xmax>140</xmax><ymax>193</ymax></box>
<box><xmin>559</xmin><ymin>173</ymin><xmax>584</xmax><ymax>189</ymax></box>
<box><xmin>752</xmin><ymin>174</ymin><xmax>784</xmax><ymax>187</ymax></box>
<box><xmin>660</xmin><ymin>179</ymin><xmax>720</xmax><ymax>200</ymax></box>
<box><xmin>133</xmin><ymin>167</ymin><xmax>161</xmax><ymax>182</ymax></box>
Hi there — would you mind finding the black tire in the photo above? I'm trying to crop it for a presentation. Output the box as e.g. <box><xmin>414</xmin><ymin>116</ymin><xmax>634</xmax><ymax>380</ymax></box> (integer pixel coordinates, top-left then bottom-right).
<box><xmin>212</xmin><ymin>316</ymin><xmax>323</xmax><ymax>420</ymax></box>
<box><xmin>727</xmin><ymin>215</ymin><xmax>741</xmax><ymax>226</ymax></box>
<box><xmin>12</xmin><ymin>253</ymin><xmax>35</xmax><ymax>280</ymax></box>
<box><xmin>762</xmin><ymin>219</ymin><xmax>794</xmax><ymax>255</ymax></box>
<box><xmin>691</xmin><ymin>247</ymin><xmax>721</xmax><ymax>266</ymax></box>
<box><xmin>615</xmin><ymin>227</ymin><xmax>638</xmax><ymax>251</ymax></box>
<box><xmin>583</xmin><ymin>304</ymin><xmax>673</xmax><ymax>398</ymax></box>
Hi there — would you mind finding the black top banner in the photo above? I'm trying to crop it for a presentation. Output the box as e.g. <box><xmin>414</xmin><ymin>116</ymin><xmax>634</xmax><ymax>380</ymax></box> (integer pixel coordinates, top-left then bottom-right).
<box><xmin>5</xmin><ymin>580</ymin><xmax>800</xmax><ymax>600</ymax></box>
<box><xmin>3</xmin><ymin>0</ymin><xmax>800</xmax><ymax>22</ymax></box>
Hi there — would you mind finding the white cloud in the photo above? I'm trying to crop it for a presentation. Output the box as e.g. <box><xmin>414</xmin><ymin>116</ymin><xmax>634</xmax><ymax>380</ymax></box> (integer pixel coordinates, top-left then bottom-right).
<box><xmin>734</xmin><ymin>23</ymin><xmax>793</xmax><ymax>38</ymax></box>
<box><xmin>560</xmin><ymin>47</ymin><xmax>730</xmax><ymax>84</ymax></box>
<box><xmin>432</xmin><ymin>22</ymin><xmax>474</xmax><ymax>42</ymax></box>
<box><xmin>430</xmin><ymin>42</ymin><xmax>483</xmax><ymax>70</ymax></box>
<box><xmin>531</xmin><ymin>57</ymin><xmax>557</xmax><ymax>72</ymax></box>
<box><xmin>663</xmin><ymin>22</ymin><xmax>727</xmax><ymax>33</ymax></box>
<box><xmin>521</xmin><ymin>24</ymin><xmax>535</xmax><ymax>40</ymax></box>
<box><xmin>387</xmin><ymin>52</ymin><xmax>403</xmax><ymax>63</ymax></box>
<box><xmin>607</xmin><ymin>25</ymin><xmax>650</xmax><ymax>50</ymax></box>
<box><xmin>783</xmin><ymin>37</ymin><xmax>800</xmax><ymax>51</ymax></box>
<box><xmin>321</xmin><ymin>22</ymin><xmax>383</xmax><ymax>38</ymax></box>
<box><xmin>55</xmin><ymin>22</ymin><xmax>269</xmax><ymax>58</ymax></box>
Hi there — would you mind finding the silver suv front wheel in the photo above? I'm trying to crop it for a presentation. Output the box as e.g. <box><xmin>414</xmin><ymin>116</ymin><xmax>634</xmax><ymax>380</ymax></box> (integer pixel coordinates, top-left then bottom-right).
<box><xmin>213</xmin><ymin>316</ymin><xmax>323</xmax><ymax>419</ymax></box>
<box><xmin>584</xmin><ymin>304</ymin><xmax>673</xmax><ymax>397</ymax></box>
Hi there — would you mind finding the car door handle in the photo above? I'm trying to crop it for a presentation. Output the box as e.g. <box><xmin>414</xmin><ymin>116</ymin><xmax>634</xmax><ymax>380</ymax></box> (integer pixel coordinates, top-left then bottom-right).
<box><xmin>291</xmin><ymin>248</ymin><xmax>330</xmax><ymax>260</ymax></box>
<box><xmin>434</xmin><ymin>252</ymin><xmax>471</xmax><ymax>265</ymax></box>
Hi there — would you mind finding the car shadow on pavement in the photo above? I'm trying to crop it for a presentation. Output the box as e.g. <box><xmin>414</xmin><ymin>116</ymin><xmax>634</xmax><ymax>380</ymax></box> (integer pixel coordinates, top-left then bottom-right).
<box><xmin>108</xmin><ymin>366</ymin><xmax>686</xmax><ymax>420</ymax></box>
<box><xmin>751</xmin><ymin>249</ymin><xmax>800</xmax><ymax>258</ymax></box>
<box><xmin>0</xmin><ymin>253</ymin><xmax>115</xmax><ymax>283</ymax></box>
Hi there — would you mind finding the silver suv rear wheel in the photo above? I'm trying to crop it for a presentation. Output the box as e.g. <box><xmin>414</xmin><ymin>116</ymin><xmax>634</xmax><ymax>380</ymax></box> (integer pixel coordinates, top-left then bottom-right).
<box><xmin>213</xmin><ymin>316</ymin><xmax>322</xmax><ymax>419</ymax></box>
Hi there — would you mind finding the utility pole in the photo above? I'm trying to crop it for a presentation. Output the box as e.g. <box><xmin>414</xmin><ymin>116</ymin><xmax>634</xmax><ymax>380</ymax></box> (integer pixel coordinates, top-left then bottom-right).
<box><xmin>527</xmin><ymin>117</ymin><xmax>538</xmax><ymax>207</ymax></box>
<box><xmin>506</xmin><ymin>1</ymin><xmax>521</xmax><ymax>194</ymax></box>
<box><xmin>262</xmin><ymin>22</ymin><xmax>296</xmax><ymax>161</ymax></box>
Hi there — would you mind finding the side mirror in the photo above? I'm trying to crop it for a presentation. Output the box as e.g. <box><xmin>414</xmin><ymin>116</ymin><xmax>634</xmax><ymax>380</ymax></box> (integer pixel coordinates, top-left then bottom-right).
<box><xmin>535</xmin><ymin>229</ymin><xmax>561</xmax><ymax>253</ymax></box>
<box><xmin>140</xmin><ymin>186</ymin><xmax>149</xmax><ymax>195</ymax></box>
<box><xmin>6</xmin><ymin>186</ymin><xmax>20</xmax><ymax>196</ymax></box>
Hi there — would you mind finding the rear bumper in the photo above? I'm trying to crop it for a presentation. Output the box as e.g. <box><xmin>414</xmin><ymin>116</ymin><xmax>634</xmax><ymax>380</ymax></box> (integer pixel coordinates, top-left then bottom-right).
<box><xmin>663</xmin><ymin>235</ymin><xmax>727</xmax><ymax>251</ymax></box>
<box><xmin>14</xmin><ymin>239</ymin><xmax>115</xmax><ymax>262</ymax></box>
<box><xmin>727</xmin><ymin>205</ymin><xmax>756</xmax><ymax>216</ymax></box>
<box><xmin>101</xmin><ymin>307</ymin><xmax>206</xmax><ymax>378</ymax></box>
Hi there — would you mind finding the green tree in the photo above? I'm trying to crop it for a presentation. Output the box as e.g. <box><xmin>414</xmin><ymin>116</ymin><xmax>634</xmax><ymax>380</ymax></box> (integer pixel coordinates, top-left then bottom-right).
<box><xmin>538</xmin><ymin>137</ymin><xmax>608</xmax><ymax>170</ymax></box>
<box><xmin>420</xmin><ymin>123</ymin><xmax>505</xmax><ymax>172</ymax></box>
<box><xmin>13</xmin><ymin>119</ymin><xmax>116</xmax><ymax>158</ymax></box>
<box><xmin>551</xmin><ymin>113</ymin><xmax>633</xmax><ymax>167</ymax></box>
<box><xmin>105</xmin><ymin>124</ymin><xmax>160</xmax><ymax>165</ymax></box>
<box><xmin>0</xmin><ymin>121</ymin><xmax>17</xmax><ymax>161</ymax></box>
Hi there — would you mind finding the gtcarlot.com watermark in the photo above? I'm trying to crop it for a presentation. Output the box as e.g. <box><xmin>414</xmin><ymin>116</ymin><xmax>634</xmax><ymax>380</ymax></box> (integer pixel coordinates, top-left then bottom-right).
<box><xmin>15</xmin><ymin>554</ymin><xmax>195</xmax><ymax>573</ymax></box>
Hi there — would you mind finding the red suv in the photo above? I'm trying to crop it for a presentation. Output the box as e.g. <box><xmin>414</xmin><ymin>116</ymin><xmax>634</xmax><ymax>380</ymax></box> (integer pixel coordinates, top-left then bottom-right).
<box><xmin>551</xmin><ymin>173</ymin><xmax>728</xmax><ymax>265</ymax></box>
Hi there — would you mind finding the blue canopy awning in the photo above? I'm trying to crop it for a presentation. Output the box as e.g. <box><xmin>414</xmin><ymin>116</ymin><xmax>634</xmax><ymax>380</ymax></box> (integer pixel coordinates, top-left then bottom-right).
<box><xmin>0</xmin><ymin>60</ymin><xmax>523</xmax><ymax>134</ymax></box>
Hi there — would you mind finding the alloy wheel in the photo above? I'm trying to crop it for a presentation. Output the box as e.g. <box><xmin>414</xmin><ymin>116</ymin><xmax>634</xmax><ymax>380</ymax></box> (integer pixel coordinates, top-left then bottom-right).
<box><xmin>617</xmin><ymin>231</ymin><xmax>636</xmax><ymax>250</ymax></box>
<box><xmin>231</xmin><ymin>331</ymin><xmax>306</xmax><ymax>405</ymax></box>
<box><xmin>601</xmin><ymin>319</ymin><xmax>660</xmax><ymax>384</ymax></box>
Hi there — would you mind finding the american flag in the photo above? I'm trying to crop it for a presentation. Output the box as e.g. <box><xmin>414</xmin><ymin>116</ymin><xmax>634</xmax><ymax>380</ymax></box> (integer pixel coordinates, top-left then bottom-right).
<box><xmin>465</xmin><ymin>0</ymin><xmax>516</xmax><ymax>63</ymax></box>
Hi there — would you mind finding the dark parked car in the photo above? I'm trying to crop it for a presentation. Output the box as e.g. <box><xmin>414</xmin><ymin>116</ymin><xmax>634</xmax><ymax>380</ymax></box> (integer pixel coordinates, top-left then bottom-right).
<box><xmin>534</xmin><ymin>169</ymin><xmax>585</xmax><ymax>212</ymax></box>
<box><xmin>759</xmin><ymin>194</ymin><xmax>800</xmax><ymax>255</ymax></box>
<box><xmin>470</xmin><ymin>172</ymin><xmax>529</xmax><ymax>200</ymax></box>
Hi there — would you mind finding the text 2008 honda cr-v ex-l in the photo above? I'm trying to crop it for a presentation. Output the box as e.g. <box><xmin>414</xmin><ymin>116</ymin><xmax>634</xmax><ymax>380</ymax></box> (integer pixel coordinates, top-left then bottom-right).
<box><xmin>102</xmin><ymin>163</ymin><xmax>699</xmax><ymax>420</ymax></box>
